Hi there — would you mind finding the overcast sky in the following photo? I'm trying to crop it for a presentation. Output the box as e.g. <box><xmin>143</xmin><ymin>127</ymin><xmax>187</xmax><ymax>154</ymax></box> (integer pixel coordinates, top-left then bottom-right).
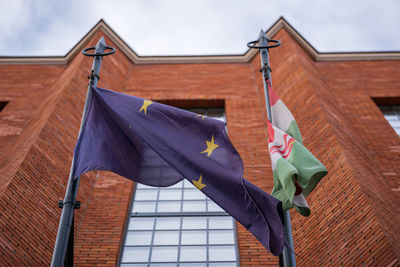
<box><xmin>0</xmin><ymin>0</ymin><xmax>399</xmax><ymax>56</ymax></box>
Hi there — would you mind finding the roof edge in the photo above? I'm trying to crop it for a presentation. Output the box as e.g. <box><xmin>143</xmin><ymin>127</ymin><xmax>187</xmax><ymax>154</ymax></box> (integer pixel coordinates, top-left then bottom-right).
<box><xmin>1</xmin><ymin>17</ymin><xmax>400</xmax><ymax>65</ymax></box>
<box><xmin>267</xmin><ymin>17</ymin><xmax>400</xmax><ymax>61</ymax></box>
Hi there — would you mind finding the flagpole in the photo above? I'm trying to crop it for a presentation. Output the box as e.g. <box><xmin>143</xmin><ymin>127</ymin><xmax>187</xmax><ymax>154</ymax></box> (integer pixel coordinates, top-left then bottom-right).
<box><xmin>51</xmin><ymin>37</ymin><xmax>115</xmax><ymax>267</ymax></box>
<box><xmin>248</xmin><ymin>30</ymin><xmax>296</xmax><ymax>267</ymax></box>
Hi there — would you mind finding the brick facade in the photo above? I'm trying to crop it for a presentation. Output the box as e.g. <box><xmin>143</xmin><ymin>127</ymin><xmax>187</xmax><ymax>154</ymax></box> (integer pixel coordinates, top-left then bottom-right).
<box><xmin>0</xmin><ymin>19</ymin><xmax>399</xmax><ymax>266</ymax></box>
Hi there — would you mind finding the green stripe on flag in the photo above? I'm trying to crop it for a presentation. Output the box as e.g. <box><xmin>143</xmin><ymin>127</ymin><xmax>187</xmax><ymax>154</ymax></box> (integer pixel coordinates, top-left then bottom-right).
<box><xmin>289</xmin><ymin>142</ymin><xmax>327</xmax><ymax>197</ymax></box>
<box><xmin>271</xmin><ymin>158</ymin><xmax>298</xmax><ymax>210</ymax></box>
<box><xmin>286</xmin><ymin>120</ymin><xmax>303</xmax><ymax>144</ymax></box>
<box><xmin>271</xmin><ymin>142</ymin><xmax>327</xmax><ymax>216</ymax></box>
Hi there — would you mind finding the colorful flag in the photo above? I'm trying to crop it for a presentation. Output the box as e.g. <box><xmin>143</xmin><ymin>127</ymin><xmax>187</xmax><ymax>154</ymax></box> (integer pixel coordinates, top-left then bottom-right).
<box><xmin>72</xmin><ymin>86</ymin><xmax>285</xmax><ymax>255</ymax></box>
<box><xmin>268</xmin><ymin>86</ymin><xmax>327</xmax><ymax>217</ymax></box>
<box><xmin>269</xmin><ymin>87</ymin><xmax>302</xmax><ymax>143</ymax></box>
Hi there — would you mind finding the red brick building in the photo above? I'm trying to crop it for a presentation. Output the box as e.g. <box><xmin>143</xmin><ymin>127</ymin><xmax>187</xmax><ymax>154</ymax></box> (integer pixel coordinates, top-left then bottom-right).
<box><xmin>0</xmin><ymin>18</ymin><xmax>399</xmax><ymax>266</ymax></box>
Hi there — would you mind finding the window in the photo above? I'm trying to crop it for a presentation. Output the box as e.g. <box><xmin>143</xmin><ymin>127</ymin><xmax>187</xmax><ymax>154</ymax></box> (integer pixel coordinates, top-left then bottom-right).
<box><xmin>0</xmin><ymin>101</ymin><xmax>8</xmax><ymax>112</ymax></box>
<box><xmin>120</xmin><ymin>108</ymin><xmax>239</xmax><ymax>267</ymax></box>
<box><xmin>379</xmin><ymin>105</ymin><xmax>400</xmax><ymax>136</ymax></box>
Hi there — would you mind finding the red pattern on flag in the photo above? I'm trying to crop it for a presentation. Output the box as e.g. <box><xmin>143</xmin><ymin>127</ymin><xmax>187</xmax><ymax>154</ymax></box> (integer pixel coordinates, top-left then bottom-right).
<box><xmin>269</xmin><ymin>134</ymin><xmax>295</xmax><ymax>159</ymax></box>
<box><xmin>267</xmin><ymin>120</ymin><xmax>275</xmax><ymax>142</ymax></box>
<box><xmin>267</xmin><ymin>79</ymin><xmax>279</xmax><ymax>106</ymax></box>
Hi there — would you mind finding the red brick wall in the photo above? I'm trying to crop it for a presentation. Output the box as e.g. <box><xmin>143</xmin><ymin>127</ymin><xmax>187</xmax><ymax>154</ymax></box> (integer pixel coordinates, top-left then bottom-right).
<box><xmin>0</xmin><ymin>30</ymin><xmax>120</xmax><ymax>265</ymax></box>
<box><xmin>316</xmin><ymin>58</ymin><xmax>400</xmax><ymax>262</ymax></box>
<box><xmin>0</xmin><ymin>65</ymin><xmax>65</xmax><ymax>191</ymax></box>
<box><xmin>0</xmin><ymin>38</ymin><xmax>99</xmax><ymax>264</ymax></box>
<box><xmin>74</xmin><ymin>172</ymin><xmax>134</xmax><ymax>266</ymax></box>
<box><xmin>0</xmin><ymin>26</ymin><xmax>399</xmax><ymax>267</ymax></box>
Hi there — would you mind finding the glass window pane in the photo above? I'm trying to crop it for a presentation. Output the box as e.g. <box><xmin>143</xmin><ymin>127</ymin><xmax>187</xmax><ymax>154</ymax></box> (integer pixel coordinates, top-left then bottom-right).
<box><xmin>128</xmin><ymin>217</ymin><xmax>155</xmax><ymax>230</ymax></box>
<box><xmin>180</xmin><ymin>246</ymin><xmax>207</xmax><ymax>262</ymax></box>
<box><xmin>380</xmin><ymin>106</ymin><xmax>400</xmax><ymax>137</ymax></box>
<box><xmin>151</xmin><ymin>246</ymin><xmax>178</xmax><ymax>262</ymax></box>
<box><xmin>155</xmin><ymin>217</ymin><xmax>181</xmax><ymax>230</ymax></box>
<box><xmin>125</xmin><ymin>231</ymin><xmax>153</xmax><ymax>245</ymax></box>
<box><xmin>183</xmin><ymin>188</ymin><xmax>206</xmax><ymax>200</ymax></box>
<box><xmin>182</xmin><ymin>201</ymin><xmax>206</xmax><ymax>212</ymax></box>
<box><xmin>180</xmin><ymin>264</ymin><xmax>207</xmax><ymax>267</ymax></box>
<box><xmin>132</xmin><ymin>202</ymin><xmax>156</xmax><ymax>213</ymax></box>
<box><xmin>207</xmin><ymin>109</ymin><xmax>225</xmax><ymax>122</ymax></box>
<box><xmin>121</xmin><ymin>247</ymin><xmax>150</xmax><ymax>263</ymax></box>
<box><xmin>379</xmin><ymin>106</ymin><xmax>391</xmax><ymax>112</ymax></box>
<box><xmin>209</xmin><ymin>263</ymin><xmax>237</xmax><ymax>267</ymax></box>
<box><xmin>121</xmin><ymin>264</ymin><xmax>148</xmax><ymax>267</ymax></box>
<box><xmin>184</xmin><ymin>179</ymin><xmax>195</xmax><ymax>188</ymax></box>
<box><xmin>388</xmin><ymin>120</ymin><xmax>400</xmax><ymax>127</ymax></box>
<box><xmin>159</xmin><ymin>188</ymin><xmax>182</xmax><ymax>200</ymax></box>
<box><xmin>182</xmin><ymin>217</ymin><xmax>207</xmax><ymax>229</ymax></box>
<box><xmin>153</xmin><ymin>231</ymin><xmax>180</xmax><ymax>245</ymax></box>
<box><xmin>380</xmin><ymin>106</ymin><xmax>393</xmax><ymax>113</ymax></box>
<box><xmin>209</xmin><ymin>230</ymin><xmax>235</xmax><ymax>244</ymax></box>
<box><xmin>209</xmin><ymin>216</ymin><xmax>234</xmax><ymax>229</ymax></box>
<box><xmin>167</xmin><ymin>180</ymin><xmax>183</xmax><ymax>188</ymax></box>
<box><xmin>207</xmin><ymin>201</ymin><xmax>225</xmax><ymax>212</ymax></box>
<box><xmin>150</xmin><ymin>264</ymin><xmax>178</xmax><ymax>267</ymax></box>
<box><xmin>207</xmin><ymin>109</ymin><xmax>224</xmax><ymax>118</ymax></box>
<box><xmin>181</xmin><ymin>230</ymin><xmax>207</xmax><ymax>245</ymax></box>
<box><xmin>157</xmin><ymin>201</ymin><xmax>181</xmax><ymax>212</ymax></box>
<box><xmin>134</xmin><ymin>189</ymin><xmax>158</xmax><ymax>200</ymax></box>
<box><xmin>209</xmin><ymin>246</ymin><xmax>236</xmax><ymax>261</ymax></box>
<box><xmin>136</xmin><ymin>183</ymin><xmax>156</xmax><ymax>189</ymax></box>
<box><xmin>384</xmin><ymin>114</ymin><xmax>398</xmax><ymax>120</ymax></box>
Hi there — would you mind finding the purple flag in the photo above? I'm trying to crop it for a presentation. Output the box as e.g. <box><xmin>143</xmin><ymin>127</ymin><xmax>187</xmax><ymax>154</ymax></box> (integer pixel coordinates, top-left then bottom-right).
<box><xmin>72</xmin><ymin>86</ymin><xmax>284</xmax><ymax>255</ymax></box>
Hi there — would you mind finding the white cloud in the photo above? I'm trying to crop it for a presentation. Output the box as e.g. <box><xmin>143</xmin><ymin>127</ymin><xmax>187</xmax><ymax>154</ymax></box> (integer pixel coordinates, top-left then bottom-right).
<box><xmin>0</xmin><ymin>0</ymin><xmax>32</xmax><ymax>52</ymax></box>
<box><xmin>0</xmin><ymin>0</ymin><xmax>399</xmax><ymax>56</ymax></box>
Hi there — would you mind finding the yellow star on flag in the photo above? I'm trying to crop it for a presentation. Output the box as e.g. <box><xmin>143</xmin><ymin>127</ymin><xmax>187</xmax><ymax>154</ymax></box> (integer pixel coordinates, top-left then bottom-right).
<box><xmin>139</xmin><ymin>100</ymin><xmax>153</xmax><ymax>115</ymax></box>
<box><xmin>196</xmin><ymin>114</ymin><xmax>205</xmax><ymax>120</ymax></box>
<box><xmin>192</xmin><ymin>174</ymin><xmax>206</xmax><ymax>190</ymax></box>
<box><xmin>201</xmin><ymin>135</ymin><xmax>219</xmax><ymax>157</ymax></box>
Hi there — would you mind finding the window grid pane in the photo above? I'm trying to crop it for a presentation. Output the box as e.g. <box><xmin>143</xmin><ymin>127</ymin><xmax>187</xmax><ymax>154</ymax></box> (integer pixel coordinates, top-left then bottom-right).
<box><xmin>380</xmin><ymin>105</ymin><xmax>400</xmax><ymax>137</ymax></box>
<box><xmin>121</xmin><ymin>108</ymin><xmax>238</xmax><ymax>266</ymax></box>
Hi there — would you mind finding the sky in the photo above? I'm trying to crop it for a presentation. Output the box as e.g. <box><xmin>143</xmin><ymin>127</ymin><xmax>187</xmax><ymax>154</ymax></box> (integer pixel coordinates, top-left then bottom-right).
<box><xmin>0</xmin><ymin>0</ymin><xmax>399</xmax><ymax>56</ymax></box>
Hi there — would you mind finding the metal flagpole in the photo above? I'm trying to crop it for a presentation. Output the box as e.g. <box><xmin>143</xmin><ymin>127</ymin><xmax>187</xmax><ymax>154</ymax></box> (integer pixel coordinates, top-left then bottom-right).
<box><xmin>51</xmin><ymin>37</ymin><xmax>115</xmax><ymax>267</ymax></box>
<box><xmin>247</xmin><ymin>30</ymin><xmax>296</xmax><ymax>267</ymax></box>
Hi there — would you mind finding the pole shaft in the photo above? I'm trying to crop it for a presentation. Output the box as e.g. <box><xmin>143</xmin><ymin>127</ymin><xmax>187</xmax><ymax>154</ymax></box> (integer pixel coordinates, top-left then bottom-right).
<box><xmin>283</xmin><ymin>211</ymin><xmax>296</xmax><ymax>266</ymax></box>
<box><xmin>51</xmin><ymin>37</ymin><xmax>107</xmax><ymax>267</ymax></box>
<box><xmin>258</xmin><ymin>31</ymin><xmax>296</xmax><ymax>267</ymax></box>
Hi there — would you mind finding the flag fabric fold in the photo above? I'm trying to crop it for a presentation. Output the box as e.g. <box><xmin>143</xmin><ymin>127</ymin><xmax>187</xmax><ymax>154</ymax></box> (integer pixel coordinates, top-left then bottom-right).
<box><xmin>72</xmin><ymin>86</ymin><xmax>284</xmax><ymax>255</ymax></box>
<box><xmin>267</xmin><ymin>85</ymin><xmax>327</xmax><ymax>217</ymax></box>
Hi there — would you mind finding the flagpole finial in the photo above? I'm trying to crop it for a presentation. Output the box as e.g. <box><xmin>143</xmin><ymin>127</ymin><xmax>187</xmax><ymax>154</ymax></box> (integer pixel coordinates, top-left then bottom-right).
<box><xmin>258</xmin><ymin>29</ymin><xmax>267</xmax><ymax>40</ymax></box>
<box><xmin>82</xmin><ymin>37</ymin><xmax>116</xmax><ymax>57</ymax></box>
<box><xmin>98</xmin><ymin>36</ymin><xmax>106</xmax><ymax>46</ymax></box>
<box><xmin>247</xmin><ymin>32</ymin><xmax>281</xmax><ymax>50</ymax></box>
